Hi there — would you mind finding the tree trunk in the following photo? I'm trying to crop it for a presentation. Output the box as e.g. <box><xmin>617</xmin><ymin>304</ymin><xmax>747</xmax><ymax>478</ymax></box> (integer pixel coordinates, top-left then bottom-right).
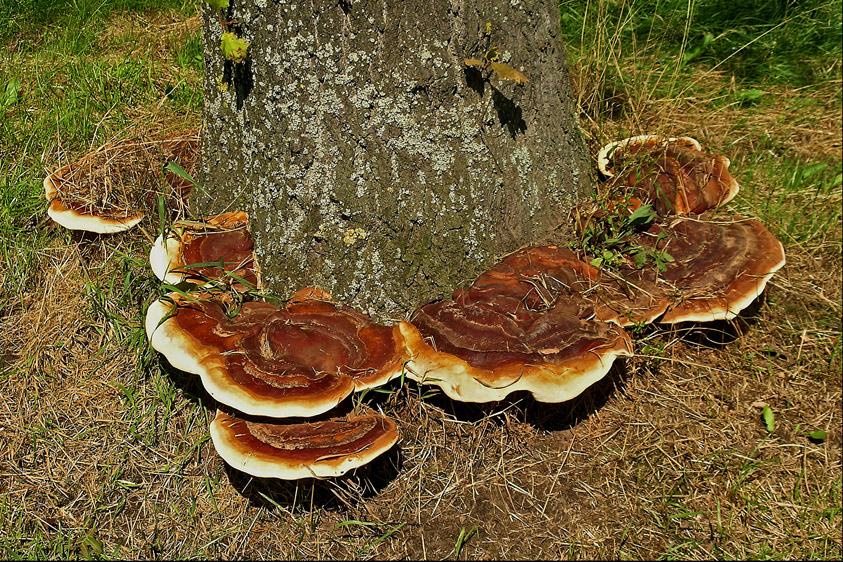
<box><xmin>197</xmin><ymin>0</ymin><xmax>591</xmax><ymax>321</ymax></box>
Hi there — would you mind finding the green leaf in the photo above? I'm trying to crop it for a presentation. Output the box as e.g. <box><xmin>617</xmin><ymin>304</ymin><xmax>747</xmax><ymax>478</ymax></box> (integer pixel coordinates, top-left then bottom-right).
<box><xmin>801</xmin><ymin>162</ymin><xmax>828</xmax><ymax>180</ymax></box>
<box><xmin>736</xmin><ymin>89</ymin><xmax>765</xmax><ymax>104</ymax></box>
<box><xmin>681</xmin><ymin>32</ymin><xmax>714</xmax><ymax>66</ymax></box>
<box><xmin>806</xmin><ymin>430</ymin><xmax>827</xmax><ymax>442</ymax></box>
<box><xmin>454</xmin><ymin>525</ymin><xmax>478</xmax><ymax>559</ymax></box>
<box><xmin>221</xmin><ymin>32</ymin><xmax>250</xmax><ymax>63</ymax></box>
<box><xmin>1</xmin><ymin>79</ymin><xmax>21</xmax><ymax>110</ymax></box>
<box><xmin>164</xmin><ymin>162</ymin><xmax>196</xmax><ymax>187</ymax></box>
<box><xmin>164</xmin><ymin>162</ymin><xmax>208</xmax><ymax>196</ymax></box>
<box><xmin>633</xmin><ymin>249</ymin><xmax>648</xmax><ymax>269</ymax></box>
<box><xmin>484</xmin><ymin>47</ymin><xmax>500</xmax><ymax>61</ymax></box>
<box><xmin>590</xmin><ymin>257</ymin><xmax>603</xmax><ymax>268</ymax></box>
<box><xmin>334</xmin><ymin>520</ymin><xmax>379</xmax><ymax>529</ymax></box>
<box><xmin>489</xmin><ymin>61</ymin><xmax>528</xmax><ymax>84</ymax></box>
<box><xmin>205</xmin><ymin>0</ymin><xmax>229</xmax><ymax>9</ymax></box>
<box><xmin>627</xmin><ymin>203</ymin><xmax>655</xmax><ymax>226</ymax></box>
<box><xmin>762</xmin><ymin>405</ymin><xmax>775</xmax><ymax>432</ymax></box>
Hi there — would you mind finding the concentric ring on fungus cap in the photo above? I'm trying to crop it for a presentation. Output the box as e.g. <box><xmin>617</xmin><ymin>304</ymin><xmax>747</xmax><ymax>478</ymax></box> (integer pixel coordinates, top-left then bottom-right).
<box><xmin>145</xmin><ymin>290</ymin><xmax>408</xmax><ymax>417</ymax></box>
<box><xmin>402</xmin><ymin>246</ymin><xmax>633</xmax><ymax>403</ymax></box>
<box><xmin>628</xmin><ymin>215</ymin><xmax>786</xmax><ymax>324</ymax></box>
<box><xmin>210</xmin><ymin>408</ymin><xmax>399</xmax><ymax>480</ymax></box>
<box><xmin>44</xmin><ymin>129</ymin><xmax>199</xmax><ymax>233</ymax></box>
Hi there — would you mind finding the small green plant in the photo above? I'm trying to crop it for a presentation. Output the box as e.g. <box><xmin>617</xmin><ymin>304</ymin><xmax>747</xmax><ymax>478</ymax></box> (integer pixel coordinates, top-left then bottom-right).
<box><xmin>454</xmin><ymin>525</ymin><xmax>478</xmax><ymax>559</ymax></box>
<box><xmin>576</xmin><ymin>195</ymin><xmax>675</xmax><ymax>273</ymax></box>
<box><xmin>640</xmin><ymin>336</ymin><xmax>667</xmax><ymax>359</ymax></box>
<box><xmin>204</xmin><ymin>0</ymin><xmax>249</xmax><ymax>63</ymax></box>
<box><xmin>333</xmin><ymin>520</ymin><xmax>407</xmax><ymax>557</ymax></box>
<box><xmin>762</xmin><ymin>405</ymin><xmax>775</xmax><ymax>432</ymax></box>
<box><xmin>805</xmin><ymin>430</ymin><xmax>828</xmax><ymax>442</ymax></box>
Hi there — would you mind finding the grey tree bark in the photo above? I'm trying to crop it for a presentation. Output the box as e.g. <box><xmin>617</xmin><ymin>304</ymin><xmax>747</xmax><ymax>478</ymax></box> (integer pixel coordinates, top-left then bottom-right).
<box><xmin>197</xmin><ymin>0</ymin><xmax>592</xmax><ymax>321</ymax></box>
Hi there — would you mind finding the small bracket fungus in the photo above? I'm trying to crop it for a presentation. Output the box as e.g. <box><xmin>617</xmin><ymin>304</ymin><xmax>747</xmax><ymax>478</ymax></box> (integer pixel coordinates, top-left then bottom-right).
<box><xmin>145</xmin><ymin>290</ymin><xmax>408</xmax><ymax>418</ymax></box>
<box><xmin>597</xmin><ymin>135</ymin><xmax>701</xmax><ymax>177</ymax></box>
<box><xmin>597</xmin><ymin>135</ymin><xmax>738</xmax><ymax>216</ymax></box>
<box><xmin>44</xmin><ymin>171</ymin><xmax>144</xmax><ymax>233</ymax></box>
<box><xmin>210</xmin><ymin>408</ymin><xmax>399</xmax><ymax>480</ymax></box>
<box><xmin>44</xmin><ymin>129</ymin><xmax>199</xmax><ymax>233</ymax></box>
<box><xmin>150</xmin><ymin>211</ymin><xmax>259</xmax><ymax>289</ymax></box>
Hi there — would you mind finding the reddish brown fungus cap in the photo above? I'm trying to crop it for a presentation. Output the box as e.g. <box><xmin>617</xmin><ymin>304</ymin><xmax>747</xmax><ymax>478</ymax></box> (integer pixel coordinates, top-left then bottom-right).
<box><xmin>597</xmin><ymin>135</ymin><xmax>738</xmax><ymax>215</ymax></box>
<box><xmin>627</xmin><ymin>215</ymin><xmax>786</xmax><ymax>323</ymax></box>
<box><xmin>44</xmin><ymin>129</ymin><xmax>199</xmax><ymax>233</ymax></box>
<box><xmin>402</xmin><ymin>246</ymin><xmax>632</xmax><ymax>403</ymax></box>
<box><xmin>150</xmin><ymin>211</ymin><xmax>259</xmax><ymax>290</ymax></box>
<box><xmin>210</xmin><ymin>408</ymin><xmax>399</xmax><ymax>479</ymax></box>
<box><xmin>146</xmin><ymin>290</ymin><xmax>407</xmax><ymax>417</ymax></box>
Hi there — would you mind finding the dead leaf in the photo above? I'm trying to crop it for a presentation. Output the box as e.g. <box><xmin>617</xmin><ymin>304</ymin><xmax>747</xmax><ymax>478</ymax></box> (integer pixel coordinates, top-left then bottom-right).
<box><xmin>490</xmin><ymin>61</ymin><xmax>528</xmax><ymax>84</ymax></box>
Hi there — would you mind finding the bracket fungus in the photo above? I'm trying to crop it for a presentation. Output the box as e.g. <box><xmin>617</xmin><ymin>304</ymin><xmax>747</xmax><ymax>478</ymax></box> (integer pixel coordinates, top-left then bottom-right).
<box><xmin>402</xmin><ymin>246</ymin><xmax>633</xmax><ymax>403</ymax></box>
<box><xmin>44</xmin><ymin>129</ymin><xmax>199</xmax><ymax>233</ymax></box>
<box><xmin>597</xmin><ymin>135</ymin><xmax>739</xmax><ymax>216</ymax></box>
<box><xmin>150</xmin><ymin>211</ymin><xmax>258</xmax><ymax>289</ymax></box>
<box><xmin>630</xmin><ymin>215</ymin><xmax>786</xmax><ymax>323</ymax></box>
<box><xmin>210</xmin><ymin>408</ymin><xmax>399</xmax><ymax>480</ymax></box>
<box><xmin>145</xmin><ymin>290</ymin><xmax>408</xmax><ymax>418</ymax></box>
<box><xmin>137</xmin><ymin>126</ymin><xmax>786</xmax><ymax>480</ymax></box>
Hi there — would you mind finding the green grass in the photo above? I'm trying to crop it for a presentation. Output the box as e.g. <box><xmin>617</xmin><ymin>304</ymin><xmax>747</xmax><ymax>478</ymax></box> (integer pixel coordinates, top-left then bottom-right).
<box><xmin>0</xmin><ymin>0</ymin><xmax>201</xmax><ymax>315</ymax></box>
<box><xmin>0</xmin><ymin>0</ymin><xmax>197</xmax><ymax>36</ymax></box>
<box><xmin>559</xmin><ymin>0</ymin><xmax>842</xmax><ymax>88</ymax></box>
<box><xmin>739</xmin><ymin>157</ymin><xmax>842</xmax><ymax>244</ymax></box>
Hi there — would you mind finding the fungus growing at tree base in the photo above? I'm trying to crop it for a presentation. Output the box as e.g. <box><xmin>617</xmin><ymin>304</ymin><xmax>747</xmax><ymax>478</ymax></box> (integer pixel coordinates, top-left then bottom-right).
<box><xmin>210</xmin><ymin>408</ymin><xmax>399</xmax><ymax>480</ymax></box>
<box><xmin>150</xmin><ymin>211</ymin><xmax>259</xmax><ymax>289</ymax></box>
<box><xmin>44</xmin><ymin>129</ymin><xmax>199</xmax><ymax>233</ymax></box>
<box><xmin>139</xmin><ymin>125</ymin><xmax>787</xmax><ymax>479</ymax></box>
<box><xmin>597</xmin><ymin>135</ymin><xmax>739</xmax><ymax>216</ymax></box>
<box><xmin>146</xmin><ymin>290</ymin><xmax>408</xmax><ymax>418</ymax></box>
<box><xmin>402</xmin><ymin>245</ymin><xmax>634</xmax><ymax>403</ymax></box>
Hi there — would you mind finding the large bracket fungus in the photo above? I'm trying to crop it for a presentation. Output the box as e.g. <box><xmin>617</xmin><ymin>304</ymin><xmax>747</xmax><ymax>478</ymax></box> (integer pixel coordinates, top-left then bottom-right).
<box><xmin>629</xmin><ymin>216</ymin><xmax>786</xmax><ymax>323</ymax></box>
<box><xmin>44</xmin><ymin>129</ymin><xmax>199</xmax><ymax>233</ymax></box>
<box><xmin>146</xmin><ymin>291</ymin><xmax>408</xmax><ymax>418</ymax></box>
<box><xmin>402</xmin><ymin>246</ymin><xmax>634</xmax><ymax>403</ymax></box>
<box><xmin>596</xmin><ymin>135</ymin><xmax>739</xmax><ymax>216</ymax></box>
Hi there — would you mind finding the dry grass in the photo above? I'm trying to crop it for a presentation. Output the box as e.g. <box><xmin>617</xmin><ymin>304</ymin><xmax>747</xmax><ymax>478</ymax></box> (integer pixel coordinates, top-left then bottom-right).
<box><xmin>49</xmin><ymin>130</ymin><xmax>198</xmax><ymax>219</ymax></box>
<box><xmin>0</xmin><ymin>5</ymin><xmax>840</xmax><ymax>561</ymax></box>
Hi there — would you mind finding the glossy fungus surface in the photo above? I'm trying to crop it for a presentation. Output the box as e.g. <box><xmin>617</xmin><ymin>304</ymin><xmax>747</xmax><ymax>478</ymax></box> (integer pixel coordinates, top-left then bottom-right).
<box><xmin>210</xmin><ymin>408</ymin><xmax>399</xmax><ymax>479</ymax></box>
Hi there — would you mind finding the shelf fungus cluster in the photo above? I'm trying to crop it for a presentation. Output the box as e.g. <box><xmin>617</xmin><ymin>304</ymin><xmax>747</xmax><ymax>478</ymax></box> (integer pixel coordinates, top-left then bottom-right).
<box><xmin>583</xmin><ymin>135</ymin><xmax>785</xmax><ymax>325</ymax></box>
<box><xmin>44</xmin><ymin>129</ymin><xmax>199</xmax><ymax>233</ymax></box>
<box><xmin>146</xmin><ymin>214</ymin><xmax>403</xmax><ymax>479</ymax></box>
<box><xmin>137</xmin><ymin>134</ymin><xmax>785</xmax><ymax>480</ymax></box>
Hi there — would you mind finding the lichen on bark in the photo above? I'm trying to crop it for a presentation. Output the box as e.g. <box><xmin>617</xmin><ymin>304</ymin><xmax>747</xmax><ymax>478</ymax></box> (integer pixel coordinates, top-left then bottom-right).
<box><xmin>197</xmin><ymin>0</ymin><xmax>592</xmax><ymax>321</ymax></box>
